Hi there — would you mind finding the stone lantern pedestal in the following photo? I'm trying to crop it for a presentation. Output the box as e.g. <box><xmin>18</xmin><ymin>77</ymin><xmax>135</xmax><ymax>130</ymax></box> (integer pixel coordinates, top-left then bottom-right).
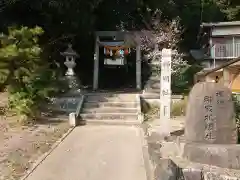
<box><xmin>64</xmin><ymin>59</ymin><xmax>76</xmax><ymax>76</ymax></box>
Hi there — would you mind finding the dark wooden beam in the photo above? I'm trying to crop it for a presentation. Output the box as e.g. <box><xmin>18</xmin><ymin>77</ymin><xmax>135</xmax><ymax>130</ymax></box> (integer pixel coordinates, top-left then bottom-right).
<box><xmin>197</xmin><ymin>57</ymin><xmax>240</xmax><ymax>77</ymax></box>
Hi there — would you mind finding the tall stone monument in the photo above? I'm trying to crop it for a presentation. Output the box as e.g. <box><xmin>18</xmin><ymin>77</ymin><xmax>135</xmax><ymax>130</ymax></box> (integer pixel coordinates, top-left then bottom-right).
<box><xmin>148</xmin><ymin>48</ymin><xmax>172</xmax><ymax>137</ymax></box>
<box><xmin>182</xmin><ymin>82</ymin><xmax>240</xmax><ymax>169</ymax></box>
<box><xmin>185</xmin><ymin>82</ymin><xmax>236</xmax><ymax>144</ymax></box>
<box><xmin>159</xmin><ymin>48</ymin><xmax>172</xmax><ymax>137</ymax></box>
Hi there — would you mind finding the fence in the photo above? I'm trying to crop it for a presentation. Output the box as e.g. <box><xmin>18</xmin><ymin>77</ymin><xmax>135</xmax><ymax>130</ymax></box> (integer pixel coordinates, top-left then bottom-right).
<box><xmin>212</xmin><ymin>43</ymin><xmax>240</xmax><ymax>59</ymax></box>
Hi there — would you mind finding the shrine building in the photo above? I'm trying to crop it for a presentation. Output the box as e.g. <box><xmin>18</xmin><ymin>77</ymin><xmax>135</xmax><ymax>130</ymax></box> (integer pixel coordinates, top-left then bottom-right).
<box><xmin>93</xmin><ymin>31</ymin><xmax>142</xmax><ymax>90</ymax></box>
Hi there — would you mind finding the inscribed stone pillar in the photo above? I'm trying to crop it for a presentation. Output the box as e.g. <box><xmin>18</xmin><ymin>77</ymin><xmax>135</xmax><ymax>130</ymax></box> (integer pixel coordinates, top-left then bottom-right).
<box><xmin>136</xmin><ymin>44</ymin><xmax>141</xmax><ymax>89</ymax></box>
<box><xmin>93</xmin><ymin>36</ymin><xmax>99</xmax><ymax>90</ymax></box>
<box><xmin>184</xmin><ymin>82</ymin><xmax>237</xmax><ymax>144</ymax></box>
<box><xmin>159</xmin><ymin>49</ymin><xmax>172</xmax><ymax>137</ymax></box>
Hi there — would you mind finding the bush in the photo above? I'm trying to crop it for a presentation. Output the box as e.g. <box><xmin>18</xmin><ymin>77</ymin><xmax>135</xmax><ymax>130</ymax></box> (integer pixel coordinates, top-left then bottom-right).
<box><xmin>0</xmin><ymin>26</ymin><xmax>67</xmax><ymax>124</ymax></box>
<box><xmin>8</xmin><ymin>91</ymin><xmax>36</xmax><ymax>123</ymax></box>
<box><xmin>171</xmin><ymin>97</ymin><xmax>188</xmax><ymax>117</ymax></box>
<box><xmin>8</xmin><ymin>68</ymin><xmax>68</xmax><ymax>124</ymax></box>
<box><xmin>141</xmin><ymin>97</ymin><xmax>188</xmax><ymax>121</ymax></box>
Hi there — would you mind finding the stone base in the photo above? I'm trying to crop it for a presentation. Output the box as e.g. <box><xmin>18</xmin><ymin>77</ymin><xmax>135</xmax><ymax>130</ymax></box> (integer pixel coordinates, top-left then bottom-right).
<box><xmin>176</xmin><ymin>155</ymin><xmax>240</xmax><ymax>180</ymax></box>
<box><xmin>145</xmin><ymin>124</ymin><xmax>240</xmax><ymax>180</ymax></box>
<box><xmin>146</xmin><ymin>135</ymin><xmax>240</xmax><ymax>180</ymax></box>
<box><xmin>159</xmin><ymin>156</ymin><xmax>240</xmax><ymax>180</ymax></box>
<box><xmin>182</xmin><ymin>142</ymin><xmax>240</xmax><ymax>170</ymax></box>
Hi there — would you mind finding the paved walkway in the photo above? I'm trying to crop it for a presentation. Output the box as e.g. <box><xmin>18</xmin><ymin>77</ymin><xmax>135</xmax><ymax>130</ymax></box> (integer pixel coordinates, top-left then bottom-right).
<box><xmin>25</xmin><ymin>125</ymin><xmax>148</xmax><ymax>180</ymax></box>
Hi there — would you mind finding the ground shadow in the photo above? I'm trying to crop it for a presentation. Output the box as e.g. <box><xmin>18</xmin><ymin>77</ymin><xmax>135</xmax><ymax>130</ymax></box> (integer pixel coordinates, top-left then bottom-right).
<box><xmin>78</xmin><ymin>119</ymin><xmax>87</xmax><ymax>126</ymax></box>
<box><xmin>34</xmin><ymin>106</ymin><xmax>69</xmax><ymax>126</ymax></box>
<box><xmin>36</xmin><ymin>118</ymin><xmax>66</xmax><ymax>125</ymax></box>
<box><xmin>170</xmin><ymin>129</ymin><xmax>184</xmax><ymax>137</ymax></box>
<box><xmin>0</xmin><ymin>106</ymin><xmax>6</xmax><ymax>115</ymax></box>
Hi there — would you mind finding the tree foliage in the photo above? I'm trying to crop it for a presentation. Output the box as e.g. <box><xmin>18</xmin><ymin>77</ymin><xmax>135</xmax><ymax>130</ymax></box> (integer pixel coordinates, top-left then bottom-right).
<box><xmin>0</xmin><ymin>26</ymin><xmax>67</xmax><ymax>123</ymax></box>
<box><xmin>0</xmin><ymin>26</ymin><xmax>43</xmax><ymax>88</ymax></box>
<box><xmin>0</xmin><ymin>0</ymin><xmax>239</xmax><ymax>102</ymax></box>
<box><xmin>1</xmin><ymin>0</ymin><xmax>239</xmax><ymax>52</ymax></box>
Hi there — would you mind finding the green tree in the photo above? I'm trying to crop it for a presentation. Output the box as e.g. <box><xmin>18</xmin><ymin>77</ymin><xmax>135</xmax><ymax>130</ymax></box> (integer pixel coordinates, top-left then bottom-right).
<box><xmin>0</xmin><ymin>0</ymin><xmax>239</xmax><ymax>93</ymax></box>
<box><xmin>0</xmin><ymin>26</ymin><xmax>43</xmax><ymax>89</ymax></box>
<box><xmin>0</xmin><ymin>26</ymin><xmax>65</xmax><ymax>123</ymax></box>
<box><xmin>213</xmin><ymin>0</ymin><xmax>240</xmax><ymax>20</ymax></box>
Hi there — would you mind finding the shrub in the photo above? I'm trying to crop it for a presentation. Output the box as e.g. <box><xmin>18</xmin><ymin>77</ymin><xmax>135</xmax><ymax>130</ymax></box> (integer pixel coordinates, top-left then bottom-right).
<box><xmin>141</xmin><ymin>97</ymin><xmax>188</xmax><ymax>121</ymax></box>
<box><xmin>8</xmin><ymin>91</ymin><xmax>36</xmax><ymax>123</ymax></box>
<box><xmin>8</xmin><ymin>67</ymin><xmax>67</xmax><ymax>123</ymax></box>
<box><xmin>0</xmin><ymin>26</ymin><xmax>67</xmax><ymax>123</ymax></box>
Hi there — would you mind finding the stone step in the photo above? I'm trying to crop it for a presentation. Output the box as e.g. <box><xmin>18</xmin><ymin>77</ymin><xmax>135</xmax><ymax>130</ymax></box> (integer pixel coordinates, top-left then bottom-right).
<box><xmin>147</xmin><ymin>80</ymin><xmax>160</xmax><ymax>84</ymax></box>
<box><xmin>145</xmin><ymin>86</ymin><xmax>160</xmax><ymax>91</ymax></box>
<box><xmin>86</xmin><ymin>92</ymin><xmax>137</xmax><ymax>98</ymax></box>
<box><xmin>148</xmin><ymin>76</ymin><xmax>160</xmax><ymax>81</ymax></box>
<box><xmin>142</xmin><ymin>93</ymin><xmax>184</xmax><ymax>100</ymax></box>
<box><xmin>86</xmin><ymin>95</ymin><xmax>137</xmax><ymax>102</ymax></box>
<box><xmin>83</xmin><ymin>102</ymin><xmax>138</xmax><ymax>108</ymax></box>
<box><xmin>85</xmin><ymin>89</ymin><xmax>140</xmax><ymax>94</ymax></box>
<box><xmin>145</xmin><ymin>81</ymin><xmax>160</xmax><ymax>86</ymax></box>
<box><xmin>141</xmin><ymin>93</ymin><xmax>160</xmax><ymax>99</ymax></box>
<box><xmin>80</xmin><ymin>113</ymin><xmax>137</xmax><ymax>120</ymax></box>
<box><xmin>144</xmin><ymin>88</ymin><xmax>160</xmax><ymax>93</ymax></box>
<box><xmin>82</xmin><ymin>107</ymin><xmax>137</xmax><ymax>114</ymax></box>
<box><xmin>80</xmin><ymin>119</ymin><xmax>141</xmax><ymax>126</ymax></box>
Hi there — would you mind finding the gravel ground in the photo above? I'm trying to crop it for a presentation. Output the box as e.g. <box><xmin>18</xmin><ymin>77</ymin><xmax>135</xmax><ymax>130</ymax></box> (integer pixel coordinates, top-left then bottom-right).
<box><xmin>0</xmin><ymin>92</ymin><xmax>70</xmax><ymax>180</ymax></box>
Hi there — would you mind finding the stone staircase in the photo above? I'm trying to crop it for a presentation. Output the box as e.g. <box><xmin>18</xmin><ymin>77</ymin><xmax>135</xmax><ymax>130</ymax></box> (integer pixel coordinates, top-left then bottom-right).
<box><xmin>80</xmin><ymin>92</ymin><xmax>141</xmax><ymax>126</ymax></box>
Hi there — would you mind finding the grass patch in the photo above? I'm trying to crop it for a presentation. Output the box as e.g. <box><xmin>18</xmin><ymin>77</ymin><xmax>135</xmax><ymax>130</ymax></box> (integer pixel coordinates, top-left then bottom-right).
<box><xmin>141</xmin><ymin>97</ymin><xmax>188</xmax><ymax>122</ymax></box>
<box><xmin>171</xmin><ymin>98</ymin><xmax>188</xmax><ymax>117</ymax></box>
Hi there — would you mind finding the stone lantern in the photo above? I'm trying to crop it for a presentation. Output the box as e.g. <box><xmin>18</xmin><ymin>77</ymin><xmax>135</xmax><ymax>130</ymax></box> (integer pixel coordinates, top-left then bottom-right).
<box><xmin>61</xmin><ymin>44</ymin><xmax>80</xmax><ymax>92</ymax></box>
<box><xmin>61</xmin><ymin>44</ymin><xmax>79</xmax><ymax>76</ymax></box>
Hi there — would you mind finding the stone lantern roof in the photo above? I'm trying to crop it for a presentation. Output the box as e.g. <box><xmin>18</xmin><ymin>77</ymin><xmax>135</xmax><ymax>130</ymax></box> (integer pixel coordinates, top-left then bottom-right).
<box><xmin>61</xmin><ymin>44</ymin><xmax>79</xmax><ymax>57</ymax></box>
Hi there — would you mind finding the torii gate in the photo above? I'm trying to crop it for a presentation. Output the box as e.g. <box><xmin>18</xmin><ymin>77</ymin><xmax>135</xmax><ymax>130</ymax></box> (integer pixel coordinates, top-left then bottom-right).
<box><xmin>93</xmin><ymin>31</ymin><xmax>142</xmax><ymax>90</ymax></box>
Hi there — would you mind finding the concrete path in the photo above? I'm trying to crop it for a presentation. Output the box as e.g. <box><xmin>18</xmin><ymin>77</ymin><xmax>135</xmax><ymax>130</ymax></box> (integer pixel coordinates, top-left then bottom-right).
<box><xmin>25</xmin><ymin>125</ymin><xmax>148</xmax><ymax>180</ymax></box>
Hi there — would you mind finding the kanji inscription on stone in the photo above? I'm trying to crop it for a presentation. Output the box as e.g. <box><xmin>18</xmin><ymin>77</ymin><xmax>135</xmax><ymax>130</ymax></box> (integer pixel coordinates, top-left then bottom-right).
<box><xmin>184</xmin><ymin>82</ymin><xmax>236</xmax><ymax>144</ymax></box>
<box><xmin>203</xmin><ymin>95</ymin><xmax>216</xmax><ymax>142</ymax></box>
